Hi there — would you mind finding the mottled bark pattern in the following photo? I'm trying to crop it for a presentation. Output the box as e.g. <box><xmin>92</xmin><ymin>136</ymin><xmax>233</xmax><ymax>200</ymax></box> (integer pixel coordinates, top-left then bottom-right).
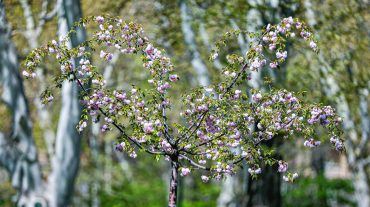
<box><xmin>180</xmin><ymin>0</ymin><xmax>210</xmax><ymax>86</ymax></box>
<box><xmin>0</xmin><ymin>1</ymin><xmax>45</xmax><ymax>206</ymax></box>
<box><xmin>47</xmin><ymin>0</ymin><xmax>86</xmax><ymax>206</ymax></box>
<box><xmin>168</xmin><ymin>160</ymin><xmax>179</xmax><ymax>207</ymax></box>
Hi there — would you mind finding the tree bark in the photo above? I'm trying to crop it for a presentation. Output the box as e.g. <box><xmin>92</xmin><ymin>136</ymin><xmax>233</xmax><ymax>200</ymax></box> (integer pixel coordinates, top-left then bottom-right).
<box><xmin>180</xmin><ymin>0</ymin><xmax>210</xmax><ymax>86</ymax></box>
<box><xmin>317</xmin><ymin>51</ymin><xmax>370</xmax><ymax>207</ymax></box>
<box><xmin>217</xmin><ymin>176</ymin><xmax>239</xmax><ymax>207</ymax></box>
<box><xmin>47</xmin><ymin>0</ymin><xmax>86</xmax><ymax>206</ymax></box>
<box><xmin>244</xmin><ymin>139</ymin><xmax>282</xmax><ymax>207</ymax></box>
<box><xmin>168</xmin><ymin>160</ymin><xmax>179</xmax><ymax>207</ymax></box>
<box><xmin>19</xmin><ymin>0</ymin><xmax>57</xmax><ymax>161</ymax></box>
<box><xmin>352</xmin><ymin>160</ymin><xmax>370</xmax><ymax>207</ymax></box>
<box><xmin>198</xmin><ymin>20</ymin><xmax>222</xmax><ymax>70</ymax></box>
<box><xmin>0</xmin><ymin>2</ymin><xmax>46</xmax><ymax>206</ymax></box>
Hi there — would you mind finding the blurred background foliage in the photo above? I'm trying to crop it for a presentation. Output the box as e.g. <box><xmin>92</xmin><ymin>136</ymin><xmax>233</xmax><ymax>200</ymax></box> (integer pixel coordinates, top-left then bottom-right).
<box><xmin>0</xmin><ymin>0</ymin><xmax>369</xmax><ymax>206</ymax></box>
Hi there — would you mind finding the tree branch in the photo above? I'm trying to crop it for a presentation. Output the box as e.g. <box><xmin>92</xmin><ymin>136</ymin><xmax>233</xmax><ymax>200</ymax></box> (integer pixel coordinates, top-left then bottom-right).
<box><xmin>179</xmin><ymin>154</ymin><xmax>210</xmax><ymax>170</ymax></box>
<box><xmin>73</xmin><ymin>72</ymin><xmax>164</xmax><ymax>155</ymax></box>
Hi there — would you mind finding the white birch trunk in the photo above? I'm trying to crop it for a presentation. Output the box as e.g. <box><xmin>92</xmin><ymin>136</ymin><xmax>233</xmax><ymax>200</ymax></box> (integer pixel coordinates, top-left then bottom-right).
<box><xmin>317</xmin><ymin>54</ymin><xmax>370</xmax><ymax>207</ymax></box>
<box><xmin>180</xmin><ymin>0</ymin><xmax>210</xmax><ymax>86</ymax></box>
<box><xmin>198</xmin><ymin>21</ymin><xmax>222</xmax><ymax>70</ymax></box>
<box><xmin>305</xmin><ymin>3</ymin><xmax>370</xmax><ymax>205</ymax></box>
<box><xmin>0</xmin><ymin>2</ymin><xmax>46</xmax><ymax>206</ymax></box>
<box><xmin>218</xmin><ymin>3</ymin><xmax>265</xmax><ymax>206</ymax></box>
<box><xmin>47</xmin><ymin>0</ymin><xmax>86</xmax><ymax>206</ymax></box>
<box><xmin>19</xmin><ymin>0</ymin><xmax>56</xmax><ymax>160</ymax></box>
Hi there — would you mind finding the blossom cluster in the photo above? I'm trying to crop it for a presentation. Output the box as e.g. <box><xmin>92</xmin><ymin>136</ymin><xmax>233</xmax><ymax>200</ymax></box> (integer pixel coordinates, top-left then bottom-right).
<box><xmin>178</xmin><ymin>86</ymin><xmax>343</xmax><ymax>181</ymax></box>
<box><xmin>212</xmin><ymin>17</ymin><xmax>318</xmax><ymax>85</ymax></box>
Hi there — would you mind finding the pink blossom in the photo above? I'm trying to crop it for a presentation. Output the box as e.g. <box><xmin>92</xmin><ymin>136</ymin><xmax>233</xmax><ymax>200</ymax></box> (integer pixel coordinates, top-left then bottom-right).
<box><xmin>48</xmin><ymin>47</ymin><xmax>55</xmax><ymax>53</ymax></box>
<box><xmin>248</xmin><ymin>168</ymin><xmax>262</xmax><ymax>175</ymax></box>
<box><xmin>47</xmin><ymin>95</ymin><xmax>54</xmax><ymax>103</ymax></box>
<box><xmin>22</xmin><ymin>71</ymin><xmax>30</xmax><ymax>77</ymax></box>
<box><xmin>304</xmin><ymin>138</ymin><xmax>321</xmax><ymax>148</ymax></box>
<box><xmin>293</xmin><ymin>173</ymin><xmax>298</xmax><ymax>179</ymax></box>
<box><xmin>129</xmin><ymin>151</ymin><xmax>137</xmax><ymax>158</ymax></box>
<box><xmin>161</xmin><ymin>140</ymin><xmax>172</xmax><ymax>152</ymax></box>
<box><xmin>201</xmin><ymin>175</ymin><xmax>209</xmax><ymax>183</ymax></box>
<box><xmin>269</xmin><ymin>44</ymin><xmax>276</xmax><ymax>51</ymax></box>
<box><xmin>270</xmin><ymin>62</ymin><xmax>278</xmax><ymax>69</ymax></box>
<box><xmin>309</xmin><ymin>41</ymin><xmax>317</xmax><ymax>49</ymax></box>
<box><xmin>101</xmin><ymin>124</ymin><xmax>109</xmax><ymax>132</ymax></box>
<box><xmin>296</xmin><ymin>22</ymin><xmax>302</xmax><ymax>29</ymax></box>
<box><xmin>211</xmin><ymin>52</ymin><xmax>218</xmax><ymax>60</ymax></box>
<box><xmin>78</xmin><ymin>121</ymin><xmax>87</xmax><ymax>132</ymax></box>
<box><xmin>115</xmin><ymin>142</ymin><xmax>125</xmax><ymax>152</ymax></box>
<box><xmin>143</xmin><ymin>122</ymin><xmax>154</xmax><ymax>134</ymax></box>
<box><xmin>278</xmin><ymin>161</ymin><xmax>288</xmax><ymax>172</ymax></box>
<box><xmin>100</xmin><ymin>50</ymin><xmax>106</xmax><ymax>58</ymax></box>
<box><xmin>96</xmin><ymin>16</ymin><xmax>104</xmax><ymax>24</ymax></box>
<box><xmin>276</xmin><ymin>51</ymin><xmax>287</xmax><ymax>59</ymax></box>
<box><xmin>106</xmin><ymin>53</ymin><xmax>113</xmax><ymax>61</ymax></box>
<box><xmin>252</xmin><ymin>93</ymin><xmax>262</xmax><ymax>102</ymax></box>
<box><xmin>169</xmin><ymin>74</ymin><xmax>179</xmax><ymax>82</ymax></box>
<box><xmin>330</xmin><ymin>136</ymin><xmax>344</xmax><ymax>151</ymax></box>
<box><xmin>180</xmin><ymin>168</ymin><xmax>191</xmax><ymax>176</ymax></box>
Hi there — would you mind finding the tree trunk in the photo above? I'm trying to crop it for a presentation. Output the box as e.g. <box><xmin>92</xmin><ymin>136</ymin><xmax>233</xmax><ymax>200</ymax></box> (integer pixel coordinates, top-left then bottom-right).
<box><xmin>352</xmin><ymin>161</ymin><xmax>370</xmax><ymax>207</ymax></box>
<box><xmin>317</xmin><ymin>53</ymin><xmax>370</xmax><ymax>207</ymax></box>
<box><xmin>0</xmin><ymin>2</ymin><xmax>45</xmax><ymax>206</ymax></box>
<box><xmin>350</xmin><ymin>87</ymin><xmax>370</xmax><ymax>207</ymax></box>
<box><xmin>47</xmin><ymin>0</ymin><xmax>86</xmax><ymax>206</ymax></box>
<box><xmin>217</xmin><ymin>176</ymin><xmax>240</xmax><ymax>207</ymax></box>
<box><xmin>218</xmin><ymin>2</ymin><xmax>266</xmax><ymax>206</ymax></box>
<box><xmin>198</xmin><ymin>20</ymin><xmax>222</xmax><ymax>70</ymax></box>
<box><xmin>245</xmin><ymin>166</ymin><xmax>282</xmax><ymax>207</ymax></box>
<box><xmin>180</xmin><ymin>0</ymin><xmax>210</xmax><ymax>86</ymax></box>
<box><xmin>19</xmin><ymin>0</ymin><xmax>57</xmax><ymax>161</ymax></box>
<box><xmin>168</xmin><ymin>160</ymin><xmax>179</xmax><ymax>207</ymax></box>
<box><xmin>245</xmin><ymin>138</ymin><xmax>282</xmax><ymax>207</ymax></box>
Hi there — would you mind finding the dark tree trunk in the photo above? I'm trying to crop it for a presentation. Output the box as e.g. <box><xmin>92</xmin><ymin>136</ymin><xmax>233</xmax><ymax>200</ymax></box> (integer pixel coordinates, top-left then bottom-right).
<box><xmin>168</xmin><ymin>160</ymin><xmax>179</xmax><ymax>207</ymax></box>
<box><xmin>245</xmin><ymin>165</ymin><xmax>282</xmax><ymax>207</ymax></box>
<box><xmin>244</xmin><ymin>138</ymin><xmax>282</xmax><ymax>207</ymax></box>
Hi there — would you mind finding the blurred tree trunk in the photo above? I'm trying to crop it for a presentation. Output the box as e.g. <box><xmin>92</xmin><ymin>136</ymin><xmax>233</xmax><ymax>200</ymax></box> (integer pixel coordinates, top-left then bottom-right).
<box><xmin>246</xmin><ymin>169</ymin><xmax>281</xmax><ymax>207</ymax></box>
<box><xmin>199</xmin><ymin>20</ymin><xmax>222</xmax><ymax>70</ymax></box>
<box><xmin>180</xmin><ymin>0</ymin><xmax>210</xmax><ymax>86</ymax></box>
<box><xmin>317</xmin><ymin>55</ymin><xmax>370</xmax><ymax>207</ymax></box>
<box><xmin>46</xmin><ymin>0</ymin><xmax>86</xmax><ymax>206</ymax></box>
<box><xmin>19</xmin><ymin>0</ymin><xmax>57</xmax><ymax>160</ymax></box>
<box><xmin>0</xmin><ymin>1</ymin><xmax>46</xmax><ymax>206</ymax></box>
<box><xmin>352</xmin><ymin>160</ymin><xmax>370</xmax><ymax>207</ymax></box>
<box><xmin>218</xmin><ymin>1</ymin><xmax>285</xmax><ymax>206</ymax></box>
<box><xmin>217</xmin><ymin>5</ymin><xmax>258</xmax><ymax>206</ymax></box>
<box><xmin>304</xmin><ymin>0</ymin><xmax>370</xmax><ymax>204</ymax></box>
<box><xmin>243</xmin><ymin>134</ymin><xmax>282</xmax><ymax>207</ymax></box>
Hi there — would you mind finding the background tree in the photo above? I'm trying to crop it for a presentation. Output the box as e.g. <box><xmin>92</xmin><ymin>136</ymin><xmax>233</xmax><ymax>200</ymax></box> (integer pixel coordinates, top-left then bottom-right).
<box><xmin>0</xmin><ymin>0</ymin><xmax>86</xmax><ymax>206</ymax></box>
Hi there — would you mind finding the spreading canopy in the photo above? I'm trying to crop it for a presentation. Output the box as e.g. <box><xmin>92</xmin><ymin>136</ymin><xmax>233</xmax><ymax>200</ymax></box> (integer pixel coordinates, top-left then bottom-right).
<box><xmin>23</xmin><ymin>15</ymin><xmax>344</xmax><ymax>183</ymax></box>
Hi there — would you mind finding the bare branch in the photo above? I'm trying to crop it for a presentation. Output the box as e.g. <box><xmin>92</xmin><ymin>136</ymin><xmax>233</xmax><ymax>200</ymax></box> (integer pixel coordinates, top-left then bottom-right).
<box><xmin>179</xmin><ymin>154</ymin><xmax>210</xmax><ymax>170</ymax></box>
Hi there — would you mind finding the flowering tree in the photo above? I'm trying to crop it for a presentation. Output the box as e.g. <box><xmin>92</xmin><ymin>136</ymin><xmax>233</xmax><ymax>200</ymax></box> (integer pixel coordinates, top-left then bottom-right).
<box><xmin>23</xmin><ymin>15</ymin><xmax>344</xmax><ymax>207</ymax></box>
